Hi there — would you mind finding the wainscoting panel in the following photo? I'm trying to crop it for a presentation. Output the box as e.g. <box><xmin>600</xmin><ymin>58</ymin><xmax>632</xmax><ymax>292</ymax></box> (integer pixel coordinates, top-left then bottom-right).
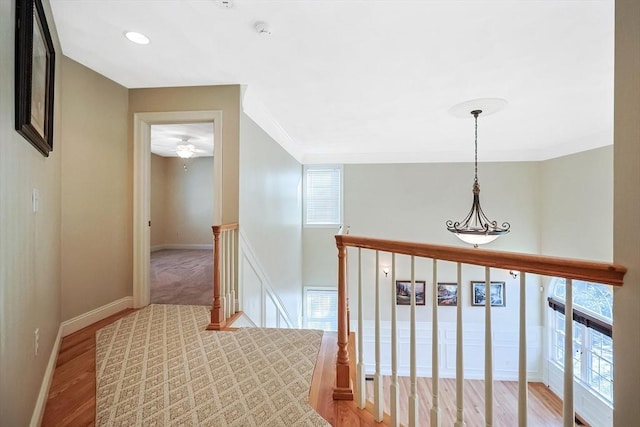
<box><xmin>265</xmin><ymin>294</ymin><xmax>279</xmax><ymax>328</ymax></box>
<box><xmin>546</xmin><ymin>362</ymin><xmax>612</xmax><ymax>427</ymax></box>
<box><xmin>238</xmin><ymin>230</ymin><xmax>294</xmax><ymax>328</ymax></box>
<box><xmin>360</xmin><ymin>320</ymin><xmax>543</xmax><ymax>380</ymax></box>
<box><xmin>239</xmin><ymin>251</ymin><xmax>263</xmax><ymax>326</ymax></box>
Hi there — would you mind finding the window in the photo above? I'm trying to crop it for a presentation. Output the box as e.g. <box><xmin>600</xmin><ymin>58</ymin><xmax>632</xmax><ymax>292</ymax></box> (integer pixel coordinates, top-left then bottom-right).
<box><xmin>303</xmin><ymin>287</ymin><xmax>338</xmax><ymax>331</ymax></box>
<box><xmin>548</xmin><ymin>278</ymin><xmax>613</xmax><ymax>403</ymax></box>
<box><xmin>304</xmin><ymin>166</ymin><xmax>342</xmax><ymax>226</ymax></box>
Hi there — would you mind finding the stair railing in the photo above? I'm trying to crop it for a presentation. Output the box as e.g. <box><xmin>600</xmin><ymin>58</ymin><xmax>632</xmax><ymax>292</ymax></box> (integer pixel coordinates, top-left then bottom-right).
<box><xmin>333</xmin><ymin>233</ymin><xmax>626</xmax><ymax>427</ymax></box>
<box><xmin>207</xmin><ymin>222</ymin><xmax>239</xmax><ymax>330</ymax></box>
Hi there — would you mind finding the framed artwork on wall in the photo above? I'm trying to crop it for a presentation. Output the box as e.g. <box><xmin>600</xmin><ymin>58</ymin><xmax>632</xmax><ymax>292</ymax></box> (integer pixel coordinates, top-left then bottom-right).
<box><xmin>471</xmin><ymin>281</ymin><xmax>506</xmax><ymax>307</ymax></box>
<box><xmin>396</xmin><ymin>280</ymin><xmax>426</xmax><ymax>305</ymax></box>
<box><xmin>437</xmin><ymin>282</ymin><xmax>458</xmax><ymax>306</ymax></box>
<box><xmin>15</xmin><ymin>0</ymin><xmax>56</xmax><ymax>157</ymax></box>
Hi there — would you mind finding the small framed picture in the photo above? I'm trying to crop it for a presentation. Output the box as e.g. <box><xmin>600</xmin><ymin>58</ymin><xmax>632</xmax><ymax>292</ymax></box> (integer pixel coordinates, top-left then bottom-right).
<box><xmin>396</xmin><ymin>280</ymin><xmax>426</xmax><ymax>305</ymax></box>
<box><xmin>437</xmin><ymin>283</ymin><xmax>458</xmax><ymax>306</ymax></box>
<box><xmin>471</xmin><ymin>281</ymin><xmax>506</xmax><ymax>307</ymax></box>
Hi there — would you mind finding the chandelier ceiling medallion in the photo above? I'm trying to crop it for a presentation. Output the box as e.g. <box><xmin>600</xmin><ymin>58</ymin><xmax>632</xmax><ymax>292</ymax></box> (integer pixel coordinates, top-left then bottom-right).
<box><xmin>446</xmin><ymin>108</ymin><xmax>510</xmax><ymax>247</ymax></box>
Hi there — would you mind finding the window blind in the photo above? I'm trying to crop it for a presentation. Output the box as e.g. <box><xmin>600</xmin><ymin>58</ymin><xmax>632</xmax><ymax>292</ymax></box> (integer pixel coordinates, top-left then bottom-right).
<box><xmin>304</xmin><ymin>288</ymin><xmax>338</xmax><ymax>331</ymax></box>
<box><xmin>305</xmin><ymin>167</ymin><xmax>341</xmax><ymax>225</ymax></box>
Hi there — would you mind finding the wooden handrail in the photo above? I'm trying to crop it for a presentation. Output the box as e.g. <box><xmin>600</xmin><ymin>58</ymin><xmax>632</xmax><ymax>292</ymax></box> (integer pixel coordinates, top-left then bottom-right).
<box><xmin>332</xmin><ymin>233</ymin><xmax>627</xmax><ymax>405</ymax></box>
<box><xmin>213</xmin><ymin>222</ymin><xmax>239</xmax><ymax>233</ymax></box>
<box><xmin>335</xmin><ymin>235</ymin><xmax>626</xmax><ymax>286</ymax></box>
<box><xmin>207</xmin><ymin>222</ymin><xmax>239</xmax><ymax>331</ymax></box>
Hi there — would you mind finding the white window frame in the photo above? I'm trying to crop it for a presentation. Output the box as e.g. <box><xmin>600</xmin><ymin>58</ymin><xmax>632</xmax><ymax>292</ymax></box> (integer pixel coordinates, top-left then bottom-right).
<box><xmin>547</xmin><ymin>278</ymin><xmax>614</xmax><ymax>406</ymax></box>
<box><xmin>550</xmin><ymin>311</ymin><xmax>614</xmax><ymax>405</ymax></box>
<box><xmin>302</xmin><ymin>165</ymin><xmax>343</xmax><ymax>228</ymax></box>
<box><xmin>303</xmin><ymin>286</ymin><xmax>338</xmax><ymax>331</ymax></box>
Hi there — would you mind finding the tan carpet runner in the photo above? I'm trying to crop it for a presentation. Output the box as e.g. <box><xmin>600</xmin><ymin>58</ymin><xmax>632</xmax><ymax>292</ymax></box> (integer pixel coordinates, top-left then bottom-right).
<box><xmin>96</xmin><ymin>305</ymin><xmax>329</xmax><ymax>426</ymax></box>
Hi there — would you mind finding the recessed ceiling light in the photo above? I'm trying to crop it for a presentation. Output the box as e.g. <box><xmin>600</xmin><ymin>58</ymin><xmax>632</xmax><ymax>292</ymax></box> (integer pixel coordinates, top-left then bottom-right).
<box><xmin>124</xmin><ymin>31</ymin><xmax>150</xmax><ymax>45</ymax></box>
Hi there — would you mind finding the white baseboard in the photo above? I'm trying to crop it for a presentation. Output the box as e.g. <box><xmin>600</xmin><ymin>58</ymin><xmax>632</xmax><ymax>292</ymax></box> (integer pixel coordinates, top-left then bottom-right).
<box><xmin>29</xmin><ymin>324</ymin><xmax>63</xmax><ymax>427</ymax></box>
<box><xmin>61</xmin><ymin>296</ymin><xmax>133</xmax><ymax>337</ymax></box>
<box><xmin>228</xmin><ymin>312</ymin><xmax>257</xmax><ymax>328</ymax></box>
<box><xmin>151</xmin><ymin>244</ymin><xmax>213</xmax><ymax>252</ymax></box>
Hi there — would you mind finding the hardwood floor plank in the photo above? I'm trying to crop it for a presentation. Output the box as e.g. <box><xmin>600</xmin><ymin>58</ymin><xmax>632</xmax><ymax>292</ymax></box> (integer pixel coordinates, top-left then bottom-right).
<box><xmin>42</xmin><ymin>309</ymin><xmax>135</xmax><ymax>427</ymax></box>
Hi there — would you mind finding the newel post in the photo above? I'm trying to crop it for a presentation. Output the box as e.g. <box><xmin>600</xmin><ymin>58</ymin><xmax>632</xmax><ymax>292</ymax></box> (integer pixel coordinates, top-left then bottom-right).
<box><xmin>207</xmin><ymin>225</ymin><xmax>225</xmax><ymax>330</ymax></box>
<box><xmin>333</xmin><ymin>240</ymin><xmax>354</xmax><ymax>400</ymax></box>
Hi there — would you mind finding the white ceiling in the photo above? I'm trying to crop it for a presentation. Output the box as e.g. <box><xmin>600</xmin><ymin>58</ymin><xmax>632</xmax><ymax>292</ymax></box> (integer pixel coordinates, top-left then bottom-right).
<box><xmin>50</xmin><ymin>0</ymin><xmax>614</xmax><ymax>164</ymax></box>
<box><xmin>150</xmin><ymin>123</ymin><xmax>214</xmax><ymax>158</ymax></box>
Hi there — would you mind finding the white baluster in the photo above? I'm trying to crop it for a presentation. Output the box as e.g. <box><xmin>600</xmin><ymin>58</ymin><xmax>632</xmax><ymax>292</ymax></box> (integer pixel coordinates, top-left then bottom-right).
<box><xmin>485</xmin><ymin>267</ymin><xmax>493</xmax><ymax>427</ymax></box>
<box><xmin>230</xmin><ymin>229</ymin><xmax>236</xmax><ymax>314</ymax></box>
<box><xmin>226</xmin><ymin>230</ymin><xmax>231</xmax><ymax>319</ymax></box>
<box><xmin>431</xmin><ymin>259</ymin><xmax>441</xmax><ymax>427</ymax></box>
<box><xmin>357</xmin><ymin>248</ymin><xmax>366</xmax><ymax>408</ymax></box>
<box><xmin>374</xmin><ymin>251</ymin><xmax>383</xmax><ymax>422</ymax></box>
<box><xmin>563</xmin><ymin>279</ymin><xmax>575</xmax><ymax>427</ymax></box>
<box><xmin>409</xmin><ymin>256</ymin><xmax>418</xmax><ymax>427</ymax></box>
<box><xmin>390</xmin><ymin>253</ymin><xmax>399</xmax><ymax>427</ymax></box>
<box><xmin>518</xmin><ymin>272</ymin><xmax>528</xmax><ymax>427</ymax></box>
<box><xmin>454</xmin><ymin>262</ymin><xmax>465</xmax><ymax>427</ymax></box>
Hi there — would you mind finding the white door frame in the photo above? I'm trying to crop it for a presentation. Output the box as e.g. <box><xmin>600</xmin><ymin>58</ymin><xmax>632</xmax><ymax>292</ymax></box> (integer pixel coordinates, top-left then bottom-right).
<box><xmin>133</xmin><ymin>110</ymin><xmax>223</xmax><ymax>308</ymax></box>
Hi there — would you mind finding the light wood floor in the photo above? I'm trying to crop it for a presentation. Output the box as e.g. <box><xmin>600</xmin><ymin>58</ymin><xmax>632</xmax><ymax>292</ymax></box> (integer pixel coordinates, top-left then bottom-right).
<box><xmin>42</xmin><ymin>308</ymin><xmax>137</xmax><ymax>426</ymax></box>
<box><xmin>42</xmin><ymin>310</ymin><xmax>572</xmax><ymax>426</ymax></box>
<box><xmin>365</xmin><ymin>376</ymin><xmax>570</xmax><ymax>427</ymax></box>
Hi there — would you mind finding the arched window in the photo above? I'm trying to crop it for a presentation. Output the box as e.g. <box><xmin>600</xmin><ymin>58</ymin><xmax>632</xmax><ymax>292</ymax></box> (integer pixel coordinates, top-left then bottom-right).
<box><xmin>548</xmin><ymin>278</ymin><xmax>613</xmax><ymax>403</ymax></box>
<box><xmin>551</xmin><ymin>278</ymin><xmax>613</xmax><ymax>321</ymax></box>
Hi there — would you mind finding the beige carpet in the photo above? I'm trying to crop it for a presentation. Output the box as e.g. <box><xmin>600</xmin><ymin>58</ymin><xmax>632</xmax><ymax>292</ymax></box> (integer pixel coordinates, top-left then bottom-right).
<box><xmin>96</xmin><ymin>305</ymin><xmax>329</xmax><ymax>426</ymax></box>
<box><xmin>150</xmin><ymin>249</ymin><xmax>213</xmax><ymax>306</ymax></box>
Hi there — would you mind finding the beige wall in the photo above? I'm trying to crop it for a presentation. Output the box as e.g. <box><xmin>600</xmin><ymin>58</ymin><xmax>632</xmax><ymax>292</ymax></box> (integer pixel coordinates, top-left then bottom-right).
<box><xmin>129</xmin><ymin>86</ymin><xmax>240</xmax><ymax>224</ymax></box>
<box><xmin>60</xmin><ymin>57</ymin><xmax>130</xmax><ymax>320</ymax></box>
<box><xmin>150</xmin><ymin>154</ymin><xmax>167</xmax><ymax>246</ymax></box>
<box><xmin>0</xmin><ymin>0</ymin><xmax>62</xmax><ymax>424</ymax></box>
<box><xmin>613</xmin><ymin>0</ymin><xmax>640</xmax><ymax>424</ymax></box>
<box><xmin>239</xmin><ymin>113</ymin><xmax>303</xmax><ymax>323</ymax></box>
<box><xmin>541</xmin><ymin>146</ymin><xmax>613</xmax><ymax>262</ymax></box>
<box><xmin>151</xmin><ymin>155</ymin><xmax>214</xmax><ymax>247</ymax></box>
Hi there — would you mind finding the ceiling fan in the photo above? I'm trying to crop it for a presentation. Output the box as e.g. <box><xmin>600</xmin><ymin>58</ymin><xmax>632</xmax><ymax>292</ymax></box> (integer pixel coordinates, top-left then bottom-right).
<box><xmin>175</xmin><ymin>138</ymin><xmax>207</xmax><ymax>159</ymax></box>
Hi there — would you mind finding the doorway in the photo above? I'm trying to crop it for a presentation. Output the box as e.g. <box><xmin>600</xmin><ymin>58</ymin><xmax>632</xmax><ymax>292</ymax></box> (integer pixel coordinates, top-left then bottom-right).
<box><xmin>149</xmin><ymin>122</ymin><xmax>215</xmax><ymax>305</ymax></box>
<box><xmin>133</xmin><ymin>111</ymin><xmax>223</xmax><ymax>308</ymax></box>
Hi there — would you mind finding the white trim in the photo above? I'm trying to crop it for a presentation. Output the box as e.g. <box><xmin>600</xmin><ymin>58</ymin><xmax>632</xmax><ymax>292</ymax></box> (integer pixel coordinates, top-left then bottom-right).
<box><xmin>238</xmin><ymin>229</ymin><xmax>295</xmax><ymax>328</ymax></box>
<box><xmin>29</xmin><ymin>325</ymin><xmax>63</xmax><ymax>427</ymax></box>
<box><xmin>61</xmin><ymin>296</ymin><xmax>133</xmax><ymax>337</ymax></box>
<box><xmin>241</xmin><ymin>85</ymin><xmax>303</xmax><ymax>163</ymax></box>
<box><xmin>150</xmin><ymin>244</ymin><xmax>214</xmax><ymax>252</ymax></box>
<box><xmin>133</xmin><ymin>110</ymin><xmax>223</xmax><ymax>308</ymax></box>
<box><xmin>227</xmin><ymin>312</ymin><xmax>257</xmax><ymax>328</ymax></box>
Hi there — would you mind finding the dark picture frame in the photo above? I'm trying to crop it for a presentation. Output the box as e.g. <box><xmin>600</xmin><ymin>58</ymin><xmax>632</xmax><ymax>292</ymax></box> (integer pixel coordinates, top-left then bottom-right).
<box><xmin>396</xmin><ymin>280</ymin><xmax>426</xmax><ymax>306</ymax></box>
<box><xmin>15</xmin><ymin>0</ymin><xmax>56</xmax><ymax>157</ymax></box>
<box><xmin>437</xmin><ymin>282</ymin><xmax>458</xmax><ymax>306</ymax></box>
<box><xmin>471</xmin><ymin>281</ymin><xmax>506</xmax><ymax>307</ymax></box>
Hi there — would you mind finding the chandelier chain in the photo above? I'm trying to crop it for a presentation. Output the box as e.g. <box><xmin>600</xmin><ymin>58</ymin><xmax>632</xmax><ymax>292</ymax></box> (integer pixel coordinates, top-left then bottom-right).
<box><xmin>474</xmin><ymin>112</ymin><xmax>478</xmax><ymax>183</ymax></box>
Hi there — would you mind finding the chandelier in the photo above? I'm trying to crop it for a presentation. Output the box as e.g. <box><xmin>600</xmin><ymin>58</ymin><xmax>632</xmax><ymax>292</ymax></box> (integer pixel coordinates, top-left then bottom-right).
<box><xmin>446</xmin><ymin>109</ymin><xmax>510</xmax><ymax>247</ymax></box>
